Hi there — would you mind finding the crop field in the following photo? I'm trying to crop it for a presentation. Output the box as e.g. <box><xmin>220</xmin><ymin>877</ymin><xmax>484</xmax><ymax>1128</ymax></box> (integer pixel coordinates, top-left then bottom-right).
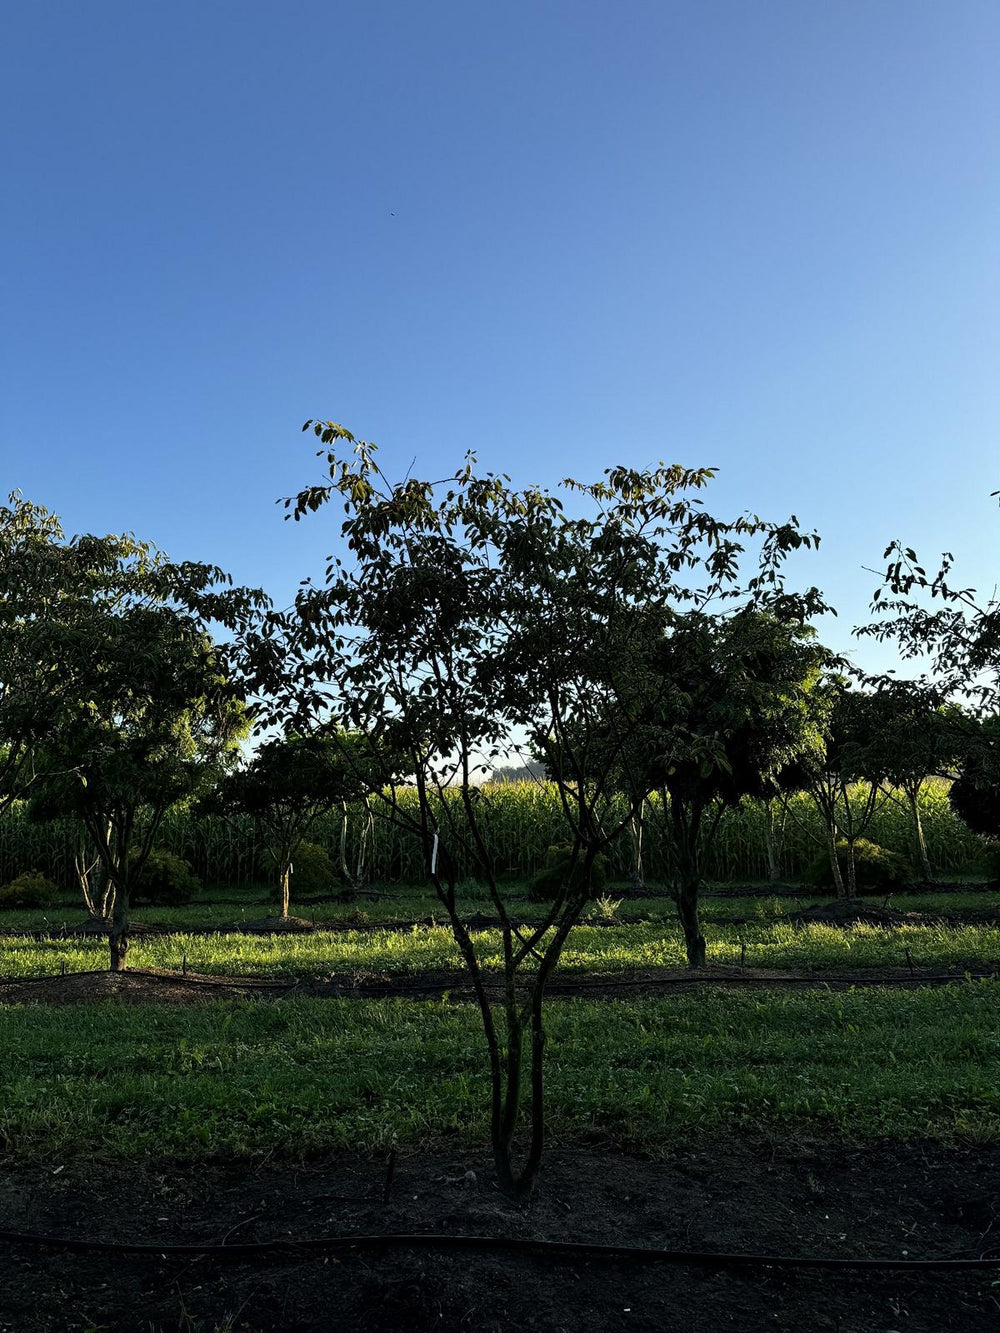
<box><xmin>0</xmin><ymin>778</ymin><xmax>992</xmax><ymax>892</ymax></box>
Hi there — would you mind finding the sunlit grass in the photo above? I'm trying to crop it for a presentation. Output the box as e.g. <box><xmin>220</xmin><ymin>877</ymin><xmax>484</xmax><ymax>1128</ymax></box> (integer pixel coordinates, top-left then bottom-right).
<box><xmin>3</xmin><ymin>917</ymin><xmax>1000</xmax><ymax>981</ymax></box>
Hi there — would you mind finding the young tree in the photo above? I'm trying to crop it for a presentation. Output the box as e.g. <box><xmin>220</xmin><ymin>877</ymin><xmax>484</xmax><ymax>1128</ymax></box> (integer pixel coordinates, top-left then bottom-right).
<box><xmin>853</xmin><ymin>686</ymin><xmax>963</xmax><ymax>883</ymax></box>
<box><xmin>780</xmin><ymin>684</ymin><xmax>901</xmax><ymax>900</ymax></box>
<box><xmin>246</xmin><ymin>421</ymin><xmax>823</xmax><ymax>1195</ymax></box>
<box><xmin>634</xmin><ymin>609</ymin><xmax>830</xmax><ymax>965</ymax></box>
<box><xmin>0</xmin><ymin>494</ymin><xmax>72</xmax><ymax>811</ymax></box>
<box><xmin>205</xmin><ymin>732</ymin><xmax>384</xmax><ymax>918</ymax></box>
<box><xmin>11</xmin><ymin>518</ymin><xmax>265</xmax><ymax>969</ymax></box>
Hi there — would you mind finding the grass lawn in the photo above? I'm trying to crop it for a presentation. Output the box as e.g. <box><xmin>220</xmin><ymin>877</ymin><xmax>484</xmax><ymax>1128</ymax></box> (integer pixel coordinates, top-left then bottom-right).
<box><xmin>0</xmin><ymin>983</ymin><xmax>997</xmax><ymax>1162</ymax></box>
<box><xmin>2</xmin><ymin>917</ymin><xmax>999</xmax><ymax>980</ymax></box>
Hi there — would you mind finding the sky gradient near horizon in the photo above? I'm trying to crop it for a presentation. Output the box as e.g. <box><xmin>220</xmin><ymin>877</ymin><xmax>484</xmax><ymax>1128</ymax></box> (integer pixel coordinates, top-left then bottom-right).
<box><xmin>3</xmin><ymin>1</ymin><xmax>997</xmax><ymax>670</ymax></box>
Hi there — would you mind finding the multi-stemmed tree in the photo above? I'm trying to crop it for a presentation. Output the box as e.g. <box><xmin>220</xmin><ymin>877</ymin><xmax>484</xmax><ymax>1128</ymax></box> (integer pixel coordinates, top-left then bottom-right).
<box><xmin>205</xmin><ymin>732</ymin><xmax>387</xmax><ymax>920</ymax></box>
<box><xmin>243</xmin><ymin>420</ymin><xmax>824</xmax><ymax>1195</ymax></box>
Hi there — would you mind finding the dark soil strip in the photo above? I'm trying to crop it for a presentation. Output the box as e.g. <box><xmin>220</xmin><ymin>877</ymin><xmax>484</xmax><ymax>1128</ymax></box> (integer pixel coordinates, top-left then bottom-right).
<box><xmin>1</xmin><ymin>963</ymin><xmax>997</xmax><ymax>1006</ymax></box>
<box><xmin>1</xmin><ymin>1145</ymin><xmax>998</xmax><ymax>1331</ymax></box>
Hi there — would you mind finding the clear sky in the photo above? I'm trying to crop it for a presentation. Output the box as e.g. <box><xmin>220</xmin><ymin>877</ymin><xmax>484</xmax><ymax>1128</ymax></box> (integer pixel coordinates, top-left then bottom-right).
<box><xmin>3</xmin><ymin>0</ymin><xmax>997</xmax><ymax>669</ymax></box>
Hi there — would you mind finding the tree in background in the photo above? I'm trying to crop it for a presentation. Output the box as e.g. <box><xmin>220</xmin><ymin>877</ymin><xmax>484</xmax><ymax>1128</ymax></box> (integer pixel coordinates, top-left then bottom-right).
<box><xmin>10</xmin><ymin>516</ymin><xmax>265</xmax><ymax>969</ymax></box>
<box><xmin>855</xmin><ymin>686</ymin><xmax>964</xmax><ymax>884</ymax></box>
<box><xmin>0</xmin><ymin>494</ymin><xmax>76</xmax><ymax>812</ymax></box>
<box><xmin>636</xmin><ymin>610</ymin><xmax>830</xmax><ymax>965</ymax></box>
<box><xmin>780</xmin><ymin>683</ymin><xmax>899</xmax><ymax>899</ymax></box>
<box><xmin>244</xmin><ymin>420</ymin><xmax>824</xmax><ymax>1195</ymax></box>
<box><xmin>205</xmin><ymin>732</ymin><xmax>385</xmax><ymax>919</ymax></box>
<box><xmin>947</xmin><ymin>717</ymin><xmax>1000</xmax><ymax>845</ymax></box>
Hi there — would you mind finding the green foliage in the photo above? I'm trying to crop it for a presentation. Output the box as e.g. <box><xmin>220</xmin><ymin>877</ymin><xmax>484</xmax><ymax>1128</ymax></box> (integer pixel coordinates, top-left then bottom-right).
<box><xmin>0</xmin><ymin>778</ymin><xmax>990</xmax><ymax>889</ymax></box>
<box><xmin>527</xmin><ymin>843</ymin><xmax>607</xmax><ymax>901</ymax></box>
<box><xmin>809</xmin><ymin>838</ymin><xmax>912</xmax><ymax>894</ymax></box>
<box><xmin>128</xmin><ymin>849</ymin><xmax>200</xmax><ymax>906</ymax></box>
<box><xmin>949</xmin><ymin>767</ymin><xmax>1000</xmax><ymax>842</ymax></box>
<box><xmin>0</xmin><ymin>868</ymin><xmax>58</xmax><ymax>909</ymax></box>
<box><xmin>263</xmin><ymin>839</ymin><xmax>336</xmax><ymax>896</ymax></box>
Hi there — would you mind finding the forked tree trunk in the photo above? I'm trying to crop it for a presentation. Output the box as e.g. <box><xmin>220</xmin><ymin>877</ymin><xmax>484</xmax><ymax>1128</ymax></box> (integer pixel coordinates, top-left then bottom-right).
<box><xmin>909</xmin><ymin>785</ymin><xmax>933</xmax><ymax>883</ymax></box>
<box><xmin>628</xmin><ymin>806</ymin><xmax>645</xmax><ymax>892</ymax></box>
<box><xmin>827</xmin><ymin>825</ymin><xmax>846</xmax><ymax>898</ymax></box>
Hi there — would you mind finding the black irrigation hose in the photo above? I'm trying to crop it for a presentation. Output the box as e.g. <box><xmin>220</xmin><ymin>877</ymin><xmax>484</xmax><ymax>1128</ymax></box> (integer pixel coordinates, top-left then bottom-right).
<box><xmin>1</xmin><ymin>967</ymin><xmax>999</xmax><ymax>994</ymax></box>
<box><xmin>0</xmin><ymin>1225</ymin><xmax>998</xmax><ymax>1271</ymax></box>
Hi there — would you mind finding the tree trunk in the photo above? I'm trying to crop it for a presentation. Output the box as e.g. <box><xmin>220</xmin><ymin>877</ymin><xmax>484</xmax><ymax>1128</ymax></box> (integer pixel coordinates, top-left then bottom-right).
<box><xmin>677</xmin><ymin>880</ymin><xmax>707</xmax><ymax>968</ymax></box>
<box><xmin>910</xmin><ymin>786</ymin><xmax>932</xmax><ymax>883</ymax></box>
<box><xmin>338</xmin><ymin>802</ymin><xmax>351</xmax><ymax>885</ymax></box>
<box><xmin>827</xmin><ymin>826</ymin><xmax>845</xmax><ymax>898</ymax></box>
<box><xmin>843</xmin><ymin>838</ymin><xmax>857</xmax><ymax>900</ymax></box>
<box><xmin>492</xmin><ymin>1005</ymin><xmax>524</xmax><ymax>1197</ymax></box>
<box><xmin>629</xmin><ymin>807</ymin><xmax>645</xmax><ymax>893</ymax></box>
<box><xmin>280</xmin><ymin>862</ymin><xmax>291</xmax><ymax>919</ymax></box>
<box><xmin>763</xmin><ymin>800</ymin><xmax>783</xmax><ymax>884</ymax></box>
<box><xmin>108</xmin><ymin>890</ymin><xmax>129</xmax><ymax>972</ymax></box>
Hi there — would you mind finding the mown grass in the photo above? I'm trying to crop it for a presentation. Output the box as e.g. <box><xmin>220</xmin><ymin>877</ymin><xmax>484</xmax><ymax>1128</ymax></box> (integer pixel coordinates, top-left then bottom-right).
<box><xmin>0</xmin><ymin>984</ymin><xmax>997</xmax><ymax>1161</ymax></box>
<box><xmin>3</xmin><ymin>918</ymin><xmax>1000</xmax><ymax>980</ymax></box>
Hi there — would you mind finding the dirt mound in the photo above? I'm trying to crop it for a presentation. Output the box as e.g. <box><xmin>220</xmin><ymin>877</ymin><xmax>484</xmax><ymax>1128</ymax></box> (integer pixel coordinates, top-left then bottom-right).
<box><xmin>239</xmin><ymin>914</ymin><xmax>316</xmax><ymax>933</ymax></box>
<box><xmin>787</xmin><ymin>900</ymin><xmax>908</xmax><ymax>927</ymax></box>
<box><xmin>0</xmin><ymin>968</ymin><xmax>284</xmax><ymax>1006</ymax></box>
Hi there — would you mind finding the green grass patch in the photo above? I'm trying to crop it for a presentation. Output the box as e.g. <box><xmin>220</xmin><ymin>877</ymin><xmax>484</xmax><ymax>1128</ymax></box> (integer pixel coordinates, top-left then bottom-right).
<box><xmin>3</xmin><ymin>918</ymin><xmax>1000</xmax><ymax>980</ymax></box>
<box><xmin>0</xmin><ymin>984</ymin><xmax>998</xmax><ymax>1161</ymax></box>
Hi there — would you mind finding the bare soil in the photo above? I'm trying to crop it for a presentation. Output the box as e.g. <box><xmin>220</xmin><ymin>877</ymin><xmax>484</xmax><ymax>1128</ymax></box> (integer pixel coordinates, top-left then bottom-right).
<box><xmin>0</xmin><ymin>960</ymin><xmax>997</xmax><ymax>1008</ymax></box>
<box><xmin>0</xmin><ymin>1143</ymin><xmax>997</xmax><ymax>1331</ymax></box>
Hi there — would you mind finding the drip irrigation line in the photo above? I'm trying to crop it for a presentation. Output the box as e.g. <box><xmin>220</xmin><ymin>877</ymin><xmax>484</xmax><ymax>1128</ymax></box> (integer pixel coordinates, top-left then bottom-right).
<box><xmin>0</xmin><ymin>967</ymin><xmax>998</xmax><ymax>995</ymax></box>
<box><xmin>0</xmin><ymin>1225</ymin><xmax>997</xmax><ymax>1271</ymax></box>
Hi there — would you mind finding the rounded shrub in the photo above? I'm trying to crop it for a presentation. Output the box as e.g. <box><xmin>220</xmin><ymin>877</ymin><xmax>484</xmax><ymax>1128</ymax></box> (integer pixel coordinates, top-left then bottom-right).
<box><xmin>0</xmin><ymin>869</ymin><xmax>59</xmax><ymax>909</ymax></box>
<box><xmin>808</xmin><ymin>838</ymin><xmax>911</xmax><ymax>895</ymax></box>
<box><xmin>949</xmin><ymin>770</ymin><xmax>1000</xmax><ymax>840</ymax></box>
<box><xmin>263</xmin><ymin>840</ymin><xmax>337</xmax><ymax>897</ymax></box>
<box><xmin>528</xmin><ymin>843</ymin><xmax>608</xmax><ymax>902</ymax></box>
<box><xmin>129</xmin><ymin>849</ymin><xmax>201</xmax><ymax>906</ymax></box>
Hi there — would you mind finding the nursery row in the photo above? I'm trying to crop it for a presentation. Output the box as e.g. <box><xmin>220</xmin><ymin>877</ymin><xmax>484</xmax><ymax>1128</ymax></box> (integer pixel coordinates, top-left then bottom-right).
<box><xmin>0</xmin><ymin>779</ymin><xmax>990</xmax><ymax>893</ymax></box>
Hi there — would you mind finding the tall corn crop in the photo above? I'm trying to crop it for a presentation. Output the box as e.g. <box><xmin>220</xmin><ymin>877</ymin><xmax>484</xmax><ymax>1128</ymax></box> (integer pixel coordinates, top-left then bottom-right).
<box><xmin>0</xmin><ymin>778</ymin><xmax>990</xmax><ymax>888</ymax></box>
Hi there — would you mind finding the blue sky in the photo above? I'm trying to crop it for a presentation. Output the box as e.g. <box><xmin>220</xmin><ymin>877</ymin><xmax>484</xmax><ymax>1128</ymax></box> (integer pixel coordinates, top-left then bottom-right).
<box><xmin>3</xmin><ymin>0</ymin><xmax>997</xmax><ymax>668</ymax></box>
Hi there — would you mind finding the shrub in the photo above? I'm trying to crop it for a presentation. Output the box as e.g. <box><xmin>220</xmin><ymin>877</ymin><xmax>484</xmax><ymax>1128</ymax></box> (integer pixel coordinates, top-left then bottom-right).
<box><xmin>129</xmin><ymin>849</ymin><xmax>200</xmax><ymax>906</ymax></box>
<box><xmin>263</xmin><ymin>840</ymin><xmax>337</xmax><ymax>897</ymax></box>
<box><xmin>808</xmin><ymin>839</ymin><xmax>911</xmax><ymax>895</ymax></box>
<box><xmin>0</xmin><ymin>869</ymin><xmax>59</xmax><ymax>909</ymax></box>
<box><xmin>948</xmin><ymin>764</ymin><xmax>1000</xmax><ymax>841</ymax></box>
<box><xmin>528</xmin><ymin>843</ymin><xmax>608</xmax><ymax>902</ymax></box>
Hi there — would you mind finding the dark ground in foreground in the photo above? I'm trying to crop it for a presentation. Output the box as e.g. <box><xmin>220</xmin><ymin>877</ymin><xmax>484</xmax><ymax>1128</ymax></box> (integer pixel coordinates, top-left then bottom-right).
<box><xmin>0</xmin><ymin>1143</ymin><xmax>997</xmax><ymax>1332</ymax></box>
